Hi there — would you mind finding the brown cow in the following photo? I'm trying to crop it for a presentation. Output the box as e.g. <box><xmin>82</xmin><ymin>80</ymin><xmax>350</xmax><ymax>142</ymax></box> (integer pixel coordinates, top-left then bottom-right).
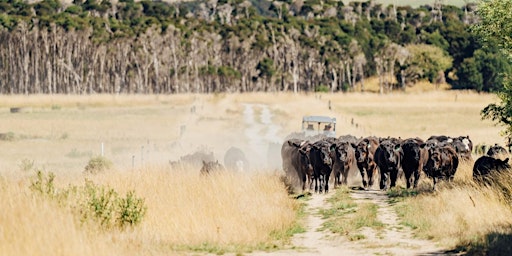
<box><xmin>332</xmin><ymin>140</ymin><xmax>355</xmax><ymax>187</ymax></box>
<box><xmin>423</xmin><ymin>144</ymin><xmax>459</xmax><ymax>190</ymax></box>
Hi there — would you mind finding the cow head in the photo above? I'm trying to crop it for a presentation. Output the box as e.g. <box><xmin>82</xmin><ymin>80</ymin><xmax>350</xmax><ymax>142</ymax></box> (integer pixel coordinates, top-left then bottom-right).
<box><xmin>487</xmin><ymin>144</ymin><xmax>509</xmax><ymax>159</ymax></box>
<box><xmin>426</xmin><ymin>146</ymin><xmax>443</xmax><ymax>171</ymax></box>
<box><xmin>353</xmin><ymin>139</ymin><xmax>371</xmax><ymax>163</ymax></box>
<box><xmin>298</xmin><ymin>142</ymin><xmax>313</xmax><ymax>173</ymax></box>
<box><xmin>335</xmin><ymin>142</ymin><xmax>352</xmax><ymax>163</ymax></box>
<box><xmin>402</xmin><ymin>140</ymin><xmax>421</xmax><ymax>161</ymax></box>
<box><xmin>313</xmin><ymin>141</ymin><xmax>334</xmax><ymax>166</ymax></box>
<box><xmin>379</xmin><ymin>139</ymin><xmax>401</xmax><ymax>165</ymax></box>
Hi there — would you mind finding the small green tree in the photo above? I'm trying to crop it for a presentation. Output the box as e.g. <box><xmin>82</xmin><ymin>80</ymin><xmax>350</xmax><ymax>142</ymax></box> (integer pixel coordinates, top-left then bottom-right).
<box><xmin>476</xmin><ymin>0</ymin><xmax>512</xmax><ymax>141</ymax></box>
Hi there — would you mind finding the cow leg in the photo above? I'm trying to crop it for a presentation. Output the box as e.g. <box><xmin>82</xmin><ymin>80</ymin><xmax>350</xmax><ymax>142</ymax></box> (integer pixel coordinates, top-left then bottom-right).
<box><xmin>368</xmin><ymin>166</ymin><xmax>377</xmax><ymax>188</ymax></box>
<box><xmin>341</xmin><ymin>165</ymin><xmax>348</xmax><ymax>186</ymax></box>
<box><xmin>300</xmin><ymin>173</ymin><xmax>307</xmax><ymax>192</ymax></box>
<box><xmin>413</xmin><ymin>170</ymin><xmax>420</xmax><ymax>188</ymax></box>
<box><xmin>359</xmin><ymin>167</ymin><xmax>368</xmax><ymax>188</ymax></box>
<box><xmin>380</xmin><ymin>171</ymin><xmax>389</xmax><ymax>190</ymax></box>
<box><xmin>318</xmin><ymin>175</ymin><xmax>324</xmax><ymax>193</ymax></box>
<box><xmin>390</xmin><ymin>168</ymin><xmax>399</xmax><ymax>188</ymax></box>
<box><xmin>432</xmin><ymin>177</ymin><xmax>437</xmax><ymax>191</ymax></box>
<box><xmin>405</xmin><ymin>171</ymin><xmax>412</xmax><ymax>189</ymax></box>
<box><xmin>324</xmin><ymin>173</ymin><xmax>330</xmax><ymax>193</ymax></box>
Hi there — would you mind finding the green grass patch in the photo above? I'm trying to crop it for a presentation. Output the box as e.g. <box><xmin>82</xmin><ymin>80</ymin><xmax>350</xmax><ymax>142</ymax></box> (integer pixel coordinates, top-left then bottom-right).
<box><xmin>319</xmin><ymin>187</ymin><xmax>384</xmax><ymax>240</ymax></box>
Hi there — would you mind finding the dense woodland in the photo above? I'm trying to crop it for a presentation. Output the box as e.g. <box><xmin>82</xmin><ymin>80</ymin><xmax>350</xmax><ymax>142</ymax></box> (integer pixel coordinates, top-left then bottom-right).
<box><xmin>0</xmin><ymin>0</ymin><xmax>510</xmax><ymax>94</ymax></box>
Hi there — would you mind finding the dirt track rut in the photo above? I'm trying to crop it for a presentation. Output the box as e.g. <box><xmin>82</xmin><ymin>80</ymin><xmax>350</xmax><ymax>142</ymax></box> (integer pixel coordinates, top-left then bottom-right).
<box><xmin>252</xmin><ymin>189</ymin><xmax>447</xmax><ymax>256</ymax></box>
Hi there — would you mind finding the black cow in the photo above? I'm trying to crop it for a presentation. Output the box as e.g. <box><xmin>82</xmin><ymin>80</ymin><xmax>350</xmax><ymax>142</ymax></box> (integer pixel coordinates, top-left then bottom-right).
<box><xmin>332</xmin><ymin>140</ymin><xmax>355</xmax><ymax>187</ymax></box>
<box><xmin>400</xmin><ymin>138</ymin><xmax>428</xmax><ymax>189</ymax></box>
<box><xmin>423</xmin><ymin>144</ymin><xmax>459</xmax><ymax>190</ymax></box>
<box><xmin>486</xmin><ymin>144</ymin><xmax>509</xmax><ymax>159</ymax></box>
<box><xmin>200</xmin><ymin>160</ymin><xmax>225</xmax><ymax>175</ymax></box>
<box><xmin>352</xmin><ymin>136</ymin><xmax>379</xmax><ymax>190</ymax></box>
<box><xmin>224</xmin><ymin>147</ymin><xmax>249</xmax><ymax>172</ymax></box>
<box><xmin>374</xmin><ymin>138</ymin><xmax>402</xmax><ymax>190</ymax></box>
<box><xmin>473</xmin><ymin>156</ymin><xmax>510</xmax><ymax>179</ymax></box>
<box><xmin>281</xmin><ymin>139</ymin><xmax>313</xmax><ymax>193</ymax></box>
<box><xmin>309</xmin><ymin>140</ymin><xmax>336</xmax><ymax>193</ymax></box>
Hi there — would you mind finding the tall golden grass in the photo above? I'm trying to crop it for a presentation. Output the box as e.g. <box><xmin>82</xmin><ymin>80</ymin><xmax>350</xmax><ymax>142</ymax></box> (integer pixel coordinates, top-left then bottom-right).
<box><xmin>395</xmin><ymin>157</ymin><xmax>512</xmax><ymax>252</ymax></box>
<box><xmin>0</xmin><ymin>167</ymin><xmax>298</xmax><ymax>255</ymax></box>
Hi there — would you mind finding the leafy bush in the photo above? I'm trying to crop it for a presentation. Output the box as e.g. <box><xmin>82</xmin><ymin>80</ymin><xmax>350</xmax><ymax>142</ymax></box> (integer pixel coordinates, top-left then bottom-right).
<box><xmin>84</xmin><ymin>156</ymin><xmax>113</xmax><ymax>174</ymax></box>
<box><xmin>30</xmin><ymin>171</ymin><xmax>146</xmax><ymax>229</ymax></box>
<box><xmin>315</xmin><ymin>85</ymin><xmax>330</xmax><ymax>93</ymax></box>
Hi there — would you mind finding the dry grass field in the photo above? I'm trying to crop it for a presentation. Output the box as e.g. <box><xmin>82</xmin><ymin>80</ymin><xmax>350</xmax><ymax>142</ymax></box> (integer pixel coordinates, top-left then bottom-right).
<box><xmin>0</xmin><ymin>88</ymin><xmax>510</xmax><ymax>255</ymax></box>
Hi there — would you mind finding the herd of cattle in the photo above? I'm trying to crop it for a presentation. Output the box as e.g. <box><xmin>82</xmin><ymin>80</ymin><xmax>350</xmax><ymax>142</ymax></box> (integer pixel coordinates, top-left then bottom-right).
<box><xmin>281</xmin><ymin>134</ymin><xmax>511</xmax><ymax>193</ymax></box>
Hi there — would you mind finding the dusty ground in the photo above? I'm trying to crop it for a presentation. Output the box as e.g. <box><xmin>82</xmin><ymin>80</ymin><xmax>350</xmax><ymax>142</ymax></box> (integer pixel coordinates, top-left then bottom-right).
<box><xmin>251</xmin><ymin>189</ymin><xmax>450</xmax><ymax>256</ymax></box>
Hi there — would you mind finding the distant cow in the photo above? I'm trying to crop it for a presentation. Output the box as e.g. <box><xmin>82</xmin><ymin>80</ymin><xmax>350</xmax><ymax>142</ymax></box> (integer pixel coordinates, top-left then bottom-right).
<box><xmin>451</xmin><ymin>136</ymin><xmax>473</xmax><ymax>161</ymax></box>
<box><xmin>338</xmin><ymin>134</ymin><xmax>359</xmax><ymax>144</ymax></box>
<box><xmin>332</xmin><ymin>140</ymin><xmax>355</xmax><ymax>187</ymax></box>
<box><xmin>400</xmin><ymin>138</ymin><xmax>428</xmax><ymax>189</ymax></box>
<box><xmin>374</xmin><ymin>138</ymin><xmax>403</xmax><ymax>190</ymax></box>
<box><xmin>473</xmin><ymin>156</ymin><xmax>510</xmax><ymax>179</ymax></box>
<box><xmin>352</xmin><ymin>136</ymin><xmax>379</xmax><ymax>190</ymax></box>
<box><xmin>224</xmin><ymin>147</ymin><xmax>249</xmax><ymax>172</ymax></box>
<box><xmin>423</xmin><ymin>144</ymin><xmax>459</xmax><ymax>190</ymax></box>
<box><xmin>309</xmin><ymin>140</ymin><xmax>336</xmax><ymax>193</ymax></box>
<box><xmin>281</xmin><ymin>139</ymin><xmax>313</xmax><ymax>193</ymax></box>
<box><xmin>486</xmin><ymin>144</ymin><xmax>509</xmax><ymax>159</ymax></box>
<box><xmin>200</xmin><ymin>160</ymin><xmax>225</xmax><ymax>175</ymax></box>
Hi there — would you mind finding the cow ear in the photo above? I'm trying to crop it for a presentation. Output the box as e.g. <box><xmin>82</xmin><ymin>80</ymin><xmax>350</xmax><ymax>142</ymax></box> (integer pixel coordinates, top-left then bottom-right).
<box><xmin>504</xmin><ymin>158</ymin><xmax>510</xmax><ymax>163</ymax></box>
<box><xmin>394</xmin><ymin>144</ymin><xmax>401</xmax><ymax>152</ymax></box>
<box><xmin>351</xmin><ymin>143</ymin><xmax>357</xmax><ymax>149</ymax></box>
<box><xmin>330</xmin><ymin>144</ymin><xmax>336</xmax><ymax>152</ymax></box>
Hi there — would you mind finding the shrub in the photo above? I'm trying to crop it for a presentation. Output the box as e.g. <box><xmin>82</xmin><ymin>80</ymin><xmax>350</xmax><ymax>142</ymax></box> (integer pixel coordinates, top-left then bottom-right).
<box><xmin>84</xmin><ymin>156</ymin><xmax>113</xmax><ymax>174</ymax></box>
<box><xmin>29</xmin><ymin>171</ymin><xmax>146</xmax><ymax>229</ymax></box>
<box><xmin>315</xmin><ymin>84</ymin><xmax>330</xmax><ymax>93</ymax></box>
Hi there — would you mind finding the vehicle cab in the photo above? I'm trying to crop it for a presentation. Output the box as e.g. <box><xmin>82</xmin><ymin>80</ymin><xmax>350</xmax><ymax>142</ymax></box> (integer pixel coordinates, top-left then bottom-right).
<box><xmin>302</xmin><ymin>116</ymin><xmax>336</xmax><ymax>138</ymax></box>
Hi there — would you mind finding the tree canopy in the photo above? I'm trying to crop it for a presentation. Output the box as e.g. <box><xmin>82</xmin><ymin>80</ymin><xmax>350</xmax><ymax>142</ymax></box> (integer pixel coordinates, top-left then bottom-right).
<box><xmin>0</xmin><ymin>0</ymin><xmax>507</xmax><ymax>94</ymax></box>
<box><xmin>477</xmin><ymin>0</ymin><xmax>512</xmax><ymax>142</ymax></box>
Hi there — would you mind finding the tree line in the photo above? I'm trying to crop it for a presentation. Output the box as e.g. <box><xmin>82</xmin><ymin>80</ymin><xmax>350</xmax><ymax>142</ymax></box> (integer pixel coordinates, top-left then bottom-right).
<box><xmin>0</xmin><ymin>0</ymin><xmax>509</xmax><ymax>94</ymax></box>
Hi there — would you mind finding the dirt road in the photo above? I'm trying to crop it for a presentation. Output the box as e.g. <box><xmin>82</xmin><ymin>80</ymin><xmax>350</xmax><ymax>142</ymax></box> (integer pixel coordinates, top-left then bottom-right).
<box><xmin>251</xmin><ymin>189</ymin><xmax>448</xmax><ymax>256</ymax></box>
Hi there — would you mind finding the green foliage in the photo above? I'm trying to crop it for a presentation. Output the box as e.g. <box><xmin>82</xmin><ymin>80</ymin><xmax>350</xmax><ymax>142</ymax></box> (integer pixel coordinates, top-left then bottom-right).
<box><xmin>405</xmin><ymin>44</ymin><xmax>453</xmax><ymax>83</ymax></box>
<box><xmin>29</xmin><ymin>171</ymin><xmax>147</xmax><ymax>229</ymax></box>
<box><xmin>473</xmin><ymin>0</ymin><xmax>512</xmax><ymax>61</ymax></box>
<box><xmin>84</xmin><ymin>156</ymin><xmax>113</xmax><ymax>174</ymax></box>
<box><xmin>30</xmin><ymin>170</ymin><xmax>56</xmax><ymax>197</ymax></box>
<box><xmin>476</xmin><ymin>0</ymin><xmax>512</xmax><ymax>141</ymax></box>
<box><xmin>315</xmin><ymin>84</ymin><xmax>330</xmax><ymax>93</ymax></box>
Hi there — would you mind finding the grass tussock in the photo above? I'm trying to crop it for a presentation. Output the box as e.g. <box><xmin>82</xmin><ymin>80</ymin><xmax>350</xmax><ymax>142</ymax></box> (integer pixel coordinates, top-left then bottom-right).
<box><xmin>320</xmin><ymin>187</ymin><xmax>384</xmax><ymax>241</ymax></box>
<box><xmin>0</xmin><ymin>167</ymin><xmax>300</xmax><ymax>255</ymax></box>
<box><xmin>392</xmin><ymin>161</ymin><xmax>512</xmax><ymax>254</ymax></box>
